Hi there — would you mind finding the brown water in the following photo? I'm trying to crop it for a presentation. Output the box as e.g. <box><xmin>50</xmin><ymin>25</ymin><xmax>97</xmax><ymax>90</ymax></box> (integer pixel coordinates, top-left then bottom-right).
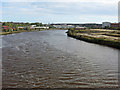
<box><xmin>2</xmin><ymin>30</ymin><xmax>119</xmax><ymax>88</ymax></box>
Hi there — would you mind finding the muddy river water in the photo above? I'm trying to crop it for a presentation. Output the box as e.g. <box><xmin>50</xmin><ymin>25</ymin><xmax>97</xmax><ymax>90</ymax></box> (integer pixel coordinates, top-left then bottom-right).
<box><xmin>2</xmin><ymin>30</ymin><xmax>120</xmax><ymax>88</ymax></box>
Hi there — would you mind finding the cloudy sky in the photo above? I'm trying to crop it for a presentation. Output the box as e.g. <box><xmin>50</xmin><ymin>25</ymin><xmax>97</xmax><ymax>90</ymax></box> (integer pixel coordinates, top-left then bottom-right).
<box><xmin>1</xmin><ymin>0</ymin><xmax>119</xmax><ymax>24</ymax></box>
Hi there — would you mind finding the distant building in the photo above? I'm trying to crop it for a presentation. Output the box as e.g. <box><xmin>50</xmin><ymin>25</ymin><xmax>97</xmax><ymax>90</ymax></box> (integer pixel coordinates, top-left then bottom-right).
<box><xmin>32</xmin><ymin>26</ymin><xmax>49</xmax><ymax>29</ymax></box>
<box><xmin>53</xmin><ymin>24</ymin><xmax>74</xmax><ymax>29</ymax></box>
<box><xmin>102</xmin><ymin>22</ymin><xmax>120</xmax><ymax>29</ymax></box>
<box><xmin>75</xmin><ymin>26</ymin><xmax>87</xmax><ymax>30</ymax></box>
<box><xmin>2</xmin><ymin>26</ymin><xmax>13</xmax><ymax>31</ymax></box>
<box><xmin>31</xmin><ymin>25</ymin><xmax>36</xmax><ymax>27</ymax></box>
<box><xmin>110</xmin><ymin>23</ymin><xmax>120</xmax><ymax>28</ymax></box>
<box><xmin>18</xmin><ymin>27</ymin><xmax>25</xmax><ymax>29</ymax></box>
<box><xmin>102</xmin><ymin>22</ymin><xmax>111</xmax><ymax>28</ymax></box>
<box><xmin>67</xmin><ymin>25</ymin><xmax>75</xmax><ymax>28</ymax></box>
<box><xmin>51</xmin><ymin>23</ymin><xmax>102</xmax><ymax>29</ymax></box>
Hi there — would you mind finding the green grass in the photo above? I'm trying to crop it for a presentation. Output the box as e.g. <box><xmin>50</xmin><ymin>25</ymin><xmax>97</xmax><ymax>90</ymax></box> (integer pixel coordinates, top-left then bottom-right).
<box><xmin>0</xmin><ymin>29</ymin><xmax>49</xmax><ymax>35</ymax></box>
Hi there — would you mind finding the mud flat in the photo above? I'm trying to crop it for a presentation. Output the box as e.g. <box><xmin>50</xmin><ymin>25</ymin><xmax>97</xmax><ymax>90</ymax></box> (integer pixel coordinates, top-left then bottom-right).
<box><xmin>67</xmin><ymin>29</ymin><xmax>120</xmax><ymax>49</ymax></box>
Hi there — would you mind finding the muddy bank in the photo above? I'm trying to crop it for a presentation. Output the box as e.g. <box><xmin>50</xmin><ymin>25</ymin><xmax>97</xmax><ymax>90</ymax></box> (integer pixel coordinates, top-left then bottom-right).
<box><xmin>67</xmin><ymin>29</ymin><xmax>120</xmax><ymax>49</ymax></box>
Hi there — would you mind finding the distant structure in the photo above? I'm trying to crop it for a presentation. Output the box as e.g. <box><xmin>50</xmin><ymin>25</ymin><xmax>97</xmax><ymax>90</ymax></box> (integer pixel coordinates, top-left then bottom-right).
<box><xmin>110</xmin><ymin>23</ymin><xmax>120</xmax><ymax>28</ymax></box>
<box><xmin>31</xmin><ymin>25</ymin><xmax>36</xmax><ymax>27</ymax></box>
<box><xmin>2</xmin><ymin>26</ymin><xmax>13</xmax><ymax>31</ymax></box>
<box><xmin>102</xmin><ymin>22</ymin><xmax>111</xmax><ymax>28</ymax></box>
<box><xmin>75</xmin><ymin>26</ymin><xmax>87</xmax><ymax>30</ymax></box>
<box><xmin>53</xmin><ymin>24</ymin><xmax>75</xmax><ymax>29</ymax></box>
<box><xmin>102</xmin><ymin>22</ymin><xmax>120</xmax><ymax>28</ymax></box>
<box><xmin>51</xmin><ymin>23</ymin><xmax>102</xmax><ymax>29</ymax></box>
<box><xmin>30</xmin><ymin>25</ymin><xmax>49</xmax><ymax>29</ymax></box>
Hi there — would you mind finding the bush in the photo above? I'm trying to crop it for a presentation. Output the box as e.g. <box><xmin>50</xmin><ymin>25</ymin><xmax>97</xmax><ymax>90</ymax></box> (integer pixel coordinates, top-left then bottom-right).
<box><xmin>26</xmin><ymin>26</ymin><xmax>30</xmax><ymax>31</ymax></box>
<box><xmin>8</xmin><ymin>28</ymin><xmax>13</xmax><ymax>32</ymax></box>
<box><xmin>15</xmin><ymin>26</ymin><xmax>19</xmax><ymax>31</ymax></box>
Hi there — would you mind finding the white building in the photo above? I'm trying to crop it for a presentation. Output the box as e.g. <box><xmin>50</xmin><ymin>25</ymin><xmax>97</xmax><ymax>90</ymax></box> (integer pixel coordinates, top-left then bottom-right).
<box><xmin>102</xmin><ymin>22</ymin><xmax>111</xmax><ymax>28</ymax></box>
<box><xmin>31</xmin><ymin>25</ymin><xmax>36</xmax><ymax>27</ymax></box>
<box><xmin>75</xmin><ymin>26</ymin><xmax>87</xmax><ymax>30</ymax></box>
<box><xmin>30</xmin><ymin>25</ymin><xmax>49</xmax><ymax>29</ymax></box>
<box><xmin>67</xmin><ymin>25</ymin><xmax>75</xmax><ymax>28</ymax></box>
<box><xmin>53</xmin><ymin>25</ymin><xmax>74</xmax><ymax>29</ymax></box>
<box><xmin>33</xmin><ymin>26</ymin><xmax>49</xmax><ymax>29</ymax></box>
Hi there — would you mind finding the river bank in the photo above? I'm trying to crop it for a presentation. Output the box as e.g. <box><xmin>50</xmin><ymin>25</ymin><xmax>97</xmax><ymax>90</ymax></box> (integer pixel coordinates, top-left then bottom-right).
<box><xmin>67</xmin><ymin>29</ymin><xmax>120</xmax><ymax>49</ymax></box>
<box><xmin>0</xmin><ymin>29</ymin><xmax>50</xmax><ymax>35</ymax></box>
<box><xmin>0</xmin><ymin>29</ymin><xmax>66</xmax><ymax>35</ymax></box>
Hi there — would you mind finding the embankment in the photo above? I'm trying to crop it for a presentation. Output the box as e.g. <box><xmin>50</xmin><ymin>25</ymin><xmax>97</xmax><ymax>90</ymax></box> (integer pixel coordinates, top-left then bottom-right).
<box><xmin>67</xmin><ymin>29</ymin><xmax>120</xmax><ymax>49</ymax></box>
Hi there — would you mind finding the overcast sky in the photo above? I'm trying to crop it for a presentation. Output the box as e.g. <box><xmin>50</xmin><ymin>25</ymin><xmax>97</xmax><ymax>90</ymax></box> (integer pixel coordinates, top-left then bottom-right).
<box><xmin>1</xmin><ymin>0</ymin><xmax>119</xmax><ymax>24</ymax></box>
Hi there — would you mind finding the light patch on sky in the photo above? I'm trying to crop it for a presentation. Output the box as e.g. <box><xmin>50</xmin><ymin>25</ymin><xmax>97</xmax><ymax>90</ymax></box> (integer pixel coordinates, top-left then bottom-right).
<box><xmin>1</xmin><ymin>0</ymin><xmax>119</xmax><ymax>23</ymax></box>
<box><xmin>2</xmin><ymin>0</ymin><xmax>119</xmax><ymax>3</ymax></box>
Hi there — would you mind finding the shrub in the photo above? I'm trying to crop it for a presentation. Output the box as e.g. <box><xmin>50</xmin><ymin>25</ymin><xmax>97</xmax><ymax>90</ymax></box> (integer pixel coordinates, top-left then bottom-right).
<box><xmin>8</xmin><ymin>28</ymin><xmax>13</xmax><ymax>32</ymax></box>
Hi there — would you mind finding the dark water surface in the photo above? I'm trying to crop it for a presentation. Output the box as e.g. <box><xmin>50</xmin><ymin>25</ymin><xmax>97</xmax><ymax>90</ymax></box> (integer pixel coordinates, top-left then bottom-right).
<box><xmin>2</xmin><ymin>30</ymin><xmax>119</xmax><ymax>88</ymax></box>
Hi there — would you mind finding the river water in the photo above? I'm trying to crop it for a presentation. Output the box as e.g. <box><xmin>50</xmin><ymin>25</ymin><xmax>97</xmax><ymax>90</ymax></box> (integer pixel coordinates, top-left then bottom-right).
<box><xmin>2</xmin><ymin>30</ymin><xmax>119</xmax><ymax>88</ymax></box>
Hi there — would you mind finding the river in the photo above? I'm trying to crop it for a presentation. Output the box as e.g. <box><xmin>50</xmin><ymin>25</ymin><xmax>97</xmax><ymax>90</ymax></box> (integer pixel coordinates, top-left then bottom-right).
<box><xmin>2</xmin><ymin>30</ymin><xmax>119</xmax><ymax>88</ymax></box>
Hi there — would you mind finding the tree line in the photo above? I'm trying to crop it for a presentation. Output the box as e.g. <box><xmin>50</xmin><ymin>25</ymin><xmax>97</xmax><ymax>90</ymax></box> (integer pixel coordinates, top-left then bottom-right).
<box><xmin>2</xmin><ymin>22</ymin><xmax>45</xmax><ymax>32</ymax></box>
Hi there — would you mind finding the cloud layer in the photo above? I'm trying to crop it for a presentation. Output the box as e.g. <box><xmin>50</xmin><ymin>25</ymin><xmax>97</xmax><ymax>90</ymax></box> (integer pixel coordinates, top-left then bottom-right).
<box><xmin>1</xmin><ymin>1</ymin><xmax>118</xmax><ymax>23</ymax></box>
<box><xmin>2</xmin><ymin>0</ymin><xmax>120</xmax><ymax>3</ymax></box>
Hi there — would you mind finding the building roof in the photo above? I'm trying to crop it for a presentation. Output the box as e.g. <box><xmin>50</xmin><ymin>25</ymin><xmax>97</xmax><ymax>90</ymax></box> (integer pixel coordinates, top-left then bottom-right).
<box><xmin>2</xmin><ymin>26</ymin><xmax>13</xmax><ymax>29</ymax></box>
<box><xmin>2</xmin><ymin>26</ymin><xmax>8</xmax><ymax>27</ymax></box>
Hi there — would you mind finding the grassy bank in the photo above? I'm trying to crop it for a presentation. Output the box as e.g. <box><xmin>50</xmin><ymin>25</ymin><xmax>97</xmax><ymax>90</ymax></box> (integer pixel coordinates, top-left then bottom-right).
<box><xmin>0</xmin><ymin>30</ymin><xmax>27</xmax><ymax>35</ymax></box>
<box><xmin>0</xmin><ymin>29</ymin><xmax>50</xmax><ymax>35</ymax></box>
<box><xmin>67</xmin><ymin>29</ymin><xmax>120</xmax><ymax>49</ymax></box>
<box><xmin>0</xmin><ymin>28</ymin><xmax>66</xmax><ymax>35</ymax></box>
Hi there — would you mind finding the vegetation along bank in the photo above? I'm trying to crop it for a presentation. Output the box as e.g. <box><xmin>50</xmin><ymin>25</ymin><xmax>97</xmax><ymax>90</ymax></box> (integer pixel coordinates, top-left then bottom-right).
<box><xmin>67</xmin><ymin>28</ymin><xmax>120</xmax><ymax>49</ymax></box>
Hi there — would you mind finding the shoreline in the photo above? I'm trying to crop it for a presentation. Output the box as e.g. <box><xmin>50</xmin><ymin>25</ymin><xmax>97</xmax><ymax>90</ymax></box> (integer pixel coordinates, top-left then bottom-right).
<box><xmin>0</xmin><ymin>29</ymin><xmax>50</xmax><ymax>35</ymax></box>
<box><xmin>2</xmin><ymin>29</ymin><xmax>120</xmax><ymax>49</ymax></box>
<box><xmin>0</xmin><ymin>29</ymin><xmax>66</xmax><ymax>35</ymax></box>
<box><xmin>67</xmin><ymin>29</ymin><xmax>120</xmax><ymax>49</ymax></box>
<box><xmin>0</xmin><ymin>30</ymin><xmax>27</xmax><ymax>35</ymax></box>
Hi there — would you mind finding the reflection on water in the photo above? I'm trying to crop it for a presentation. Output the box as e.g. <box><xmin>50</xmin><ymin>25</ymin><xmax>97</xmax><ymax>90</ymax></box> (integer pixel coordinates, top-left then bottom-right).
<box><xmin>2</xmin><ymin>30</ymin><xmax>119</xmax><ymax>88</ymax></box>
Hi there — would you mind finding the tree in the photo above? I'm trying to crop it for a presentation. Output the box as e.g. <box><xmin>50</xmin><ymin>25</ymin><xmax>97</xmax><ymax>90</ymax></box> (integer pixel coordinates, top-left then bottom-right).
<box><xmin>3</xmin><ymin>22</ymin><xmax>8</xmax><ymax>26</ymax></box>
<box><xmin>8</xmin><ymin>28</ymin><xmax>13</xmax><ymax>32</ymax></box>
<box><xmin>31</xmin><ymin>22</ymin><xmax>43</xmax><ymax>26</ymax></box>
<box><xmin>15</xmin><ymin>26</ymin><xmax>19</xmax><ymax>31</ymax></box>
<box><xmin>49</xmin><ymin>25</ymin><xmax>55</xmax><ymax>28</ymax></box>
<box><xmin>105</xmin><ymin>26</ymin><xmax>110</xmax><ymax>29</ymax></box>
<box><xmin>26</xmin><ymin>26</ymin><xmax>30</xmax><ymax>31</ymax></box>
